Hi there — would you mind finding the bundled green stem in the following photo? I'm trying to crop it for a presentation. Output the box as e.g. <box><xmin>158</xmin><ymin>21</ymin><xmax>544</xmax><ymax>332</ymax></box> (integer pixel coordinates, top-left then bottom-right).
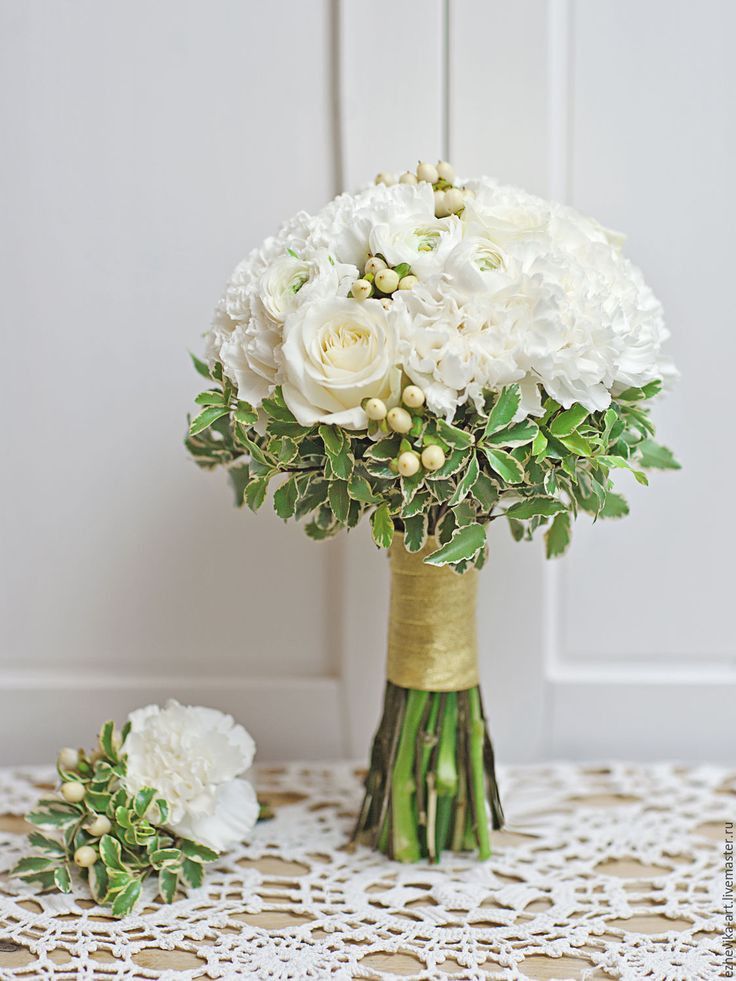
<box><xmin>352</xmin><ymin>683</ymin><xmax>504</xmax><ymax>861</ymax></box>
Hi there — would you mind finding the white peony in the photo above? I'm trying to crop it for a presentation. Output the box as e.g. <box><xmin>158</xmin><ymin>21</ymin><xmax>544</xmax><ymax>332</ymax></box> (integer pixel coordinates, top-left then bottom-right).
<box><xmin>281</xmin><ymin>297</ymin><xmax>401</xmax><ymax>429</ymax></box>
<box><xmin>123</xmin><ymin>701</ymin><xmax>258</xmax><ymax>853</ymax></box>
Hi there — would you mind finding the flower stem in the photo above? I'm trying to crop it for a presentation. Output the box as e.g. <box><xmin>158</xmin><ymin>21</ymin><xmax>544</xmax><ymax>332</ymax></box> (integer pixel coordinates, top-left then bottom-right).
<box><xmin>391</xmin><ymin>689</ymin><xmax>428</xmax><ymax>862</ymax></box>
<box><xmin>468</xmin><ymin>687</ymin><xmax>491</xmax><ymax>860</ymax></box>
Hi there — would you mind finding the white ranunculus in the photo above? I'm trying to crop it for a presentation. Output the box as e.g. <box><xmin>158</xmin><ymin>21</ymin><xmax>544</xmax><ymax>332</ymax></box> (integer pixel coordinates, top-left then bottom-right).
<box><xmin>280</xmin><ymin>297</ymin><xmax>401</xmax><ymax>429</ymax></box>
<box><xmin>123</xmin><ymin>701</ymin><xmax>258</xmax><ymax>853</ymax></box>
<box><xmin>370</xmin><ymin>213</ymin><xmax>463</xmax><ymax>279</ymax></box>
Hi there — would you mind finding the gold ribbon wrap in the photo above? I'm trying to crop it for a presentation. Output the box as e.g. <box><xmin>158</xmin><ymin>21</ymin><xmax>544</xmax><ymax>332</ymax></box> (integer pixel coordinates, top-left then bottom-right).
<box><xmin>386</xmin><ymin>536</ymin><xmax>479</xmax><ymax>691</ymax></box>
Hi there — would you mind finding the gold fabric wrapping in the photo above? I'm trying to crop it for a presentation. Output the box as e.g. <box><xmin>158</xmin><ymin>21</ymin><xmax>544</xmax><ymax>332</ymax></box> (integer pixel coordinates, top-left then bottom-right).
<box><xmin>386</xmin><ymin>536</ymin><xmax>479</xmax><ymax>691</ymax></box>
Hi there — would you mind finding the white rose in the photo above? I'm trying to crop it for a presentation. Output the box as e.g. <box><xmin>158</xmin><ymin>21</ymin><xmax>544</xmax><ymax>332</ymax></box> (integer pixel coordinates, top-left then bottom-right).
<box><xmin>280</xmin><ymin>297</ymin><xmax>401</xmax><ymax>429</ymax></box>
<box><xmin>123</xmin><ymin>700</ymin><xmax>258</xmax><ymax>853</ymax></box>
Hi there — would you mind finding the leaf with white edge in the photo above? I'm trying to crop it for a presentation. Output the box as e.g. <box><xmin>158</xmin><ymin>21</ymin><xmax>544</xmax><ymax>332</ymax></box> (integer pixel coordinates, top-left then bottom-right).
<box><xmin>54</xmin><ymin>865</ymin><xmax>72</xmax><ymax>893</ymax></box>
<box><xmin>99</xmin><ymin>720</ymin><xmax>117</xmax><ymax>760</ymax></box>
<box><xmin>159</xmin><ymin>868</ymin><xmax>178</xmax><ymax>903</ymax></box>
<box><xmin>189</xmin><ymin>351</ymin><xmax>211</xmax><ymax>379</ymax></box>
<box><xmin>426</xmin><ymin>523</ymin><xmax>486</xmax><ymax>566</ymax></box>
<box><xmin>194</xmin><ymin>390</ymin><xmax>227</xmax><ymax>407</ymax></box>
<box><xmin>88</xmin><ymin>862</ymin><xmax>109</xmax><ymax>903</ymax></box>
<box><xmin>318</xmin><ymin>424</ymin><xmax>344</xmax><ymax>457</ymax></box>
<box><xmin>425</xmin><ymin>447</ymin><xmax>469</xmax><ymax>480</ymax></box>
<box><xmin>273</xmin><ymin>475</ymin><xmax>298</xmax><ymax>520</ymax></box>
<box><xmin>545</xmin><ymin>511</ymin><xmax>572</xmax><ymax>558</ymax></box>
<box><xmin>182</xmin><ymin>857</ymin><xmax>204</xmax><ymax>889</ymax></box>
<box><xmin>150</xmin><ymin>848</ymin><xmax>182</xmax><ymax>869</ymax></box>
<box><xmin>449</xmin><ymin>452</ymin><xmax>479</xmax><ymax>506</ymax></box>
<box><xmin>402</xmin><ymin>513</ymin><xmax>428</xmax><ymax>553</ymax></box>
<box><xmin>13</xmin><ymin>856</ymin><xmax>56</xmax><ymax>875</ymax></box>
<box><xmin>506</xmin><ymin>497</ymin><xmax>567</xmax><ymax>520</ymax></box>
<box><xmin>482</xmin><ymin>448</ymin><xmax>525</xmax><ymax>484</ymax></box>
<box><xmin>400</xmin><ymin>471</ymin><xmax>424</xmax><ymax>506</ymax></box>
<box><xmin>328</xmin><ymin>479</ymin><xmax>350</xmax><ymax>523</ymax></box>
<box><xmin>485</xmin><ymin>420</ymin><xmax>538</xmax><ymax>447</ymax></box>
<box><xmin>180</xmin><ymin>839</ymin><xmax>219</xmax><ymax>863</ymax></box>
<box><xmin>371</xmin><ymin>503</ymin><xmax>394</xmax><ymax>549</ymax></box>
<box><xmin>597</xmin><ymin>455</ymin><xmax>649</xmax><ymax>485</ymax></box>
<box><xmin>99</xmin><ymin>834</ymin><xmax>124</xmax><ymax>871</ymax></box>
<box><xmin>262</xmin><ymin>389</ymin><xmax>297</xmax><ymax>422</ymax></box>
<box><xmin>483</xmin><ymin>385</ymin><xmax>521</xmax><ymax>437</ymax></box>
<box><xmin>637</xmin><ymin>439</ymin><xmax>681</xmax><ymax>470</ymax></box>
<box><xmin>364</xmin><ymin>436</ymin><xmax>400</xmax><ymax>461</ymax></box>
<box><xmin>28</xmin><ymin>832</ymin><xmax>66</xmax><ymax>855</ymax></box>
<box><xmin>189</xmin><ymin>405</ymin><xmax>229</xmax><ymax>436</ymax></box>
<box><xmin>27</xmin><ymin>808</ymin><xmax>80</xmax><ymax>829</ymax></box>
<box><xmin>401</xmin><ymin>489</ymin><xmax>431</xmax><ymax>518</ymax></box>
<box><xmin>436</xmin><ymin>419</ymin><xmax>474</xmax><ymax>449</ymax></box>
<box><xmin>234</xmin><ymin>401</ymin><xmax>258</xmax><ymax>426</ymax></box>
<box><xmin>451</xmin><ymin>500</ymin><xmax>477</xmax><ymax>527</ymax></box>
<box><xmin>549</xmin><ymin>404</ymin><xmax>589</xmax><ymax>436</ymax></box>
<box><xmin>133</xmin><ymin>787</ymin><xmax>157</xmax><ymax>819</ymax></box>
<box><xmin>471</xmin><ymin>470</ymin><xmax>497</xmax><ymax>512</ymax></box>
<box><xmin>600</xmin><ymin>491</ymin><xmax>630</xmax><ymax>519</ymax></box>
<box><xmin>348</xmin><ymin>473</ymin><xmax>380</xmax><ymax>504</ymax></box>
<box><xmin>245</xmin><ymin>475</ymin><xmax>270</xmax><ymax>512</ymax></box>
<box><xmin>111</xmin><ymin>878</ymin><xmax>143</xmax><ymax>918</ymax></box>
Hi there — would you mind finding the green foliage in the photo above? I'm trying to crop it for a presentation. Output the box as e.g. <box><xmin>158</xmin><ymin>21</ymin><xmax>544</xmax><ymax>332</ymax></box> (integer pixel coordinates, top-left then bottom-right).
<box><xmin>184</xmin><ymin>372</ymin><xmax>679</xmax><ymax>570</ymax></box>
<box><xmin>12</xmin><ymin>721</ymin><xmax>225</xmax><ymax>918</ymax></box>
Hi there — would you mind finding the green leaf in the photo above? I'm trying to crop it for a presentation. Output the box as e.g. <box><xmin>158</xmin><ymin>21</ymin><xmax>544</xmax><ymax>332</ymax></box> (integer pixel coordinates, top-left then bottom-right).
<box><xmin>159</xmin><ymin>868</ymin><xmax>178</xmax><ymax>904</ymax></box>
<box><xmin>637</xmin><ymin>439</ymin><xmax>681</xmax><ymax>470</ymax></box>
<box><xmin>485</xmin><ymin>420</ymin><xmax>538</xmax><ymax>447</ymax></box>
<box><xmin>328</xmin><ymin>479</ymin><xmax>350</xmax><ymax>523</ymax></box>
<box><xmin>227</xmin><ymin>464</ymin><xmax>250</xmax><ymax>506</ymax></box>
<box><xmin>189</xmin><ymin>351</ymin><xmax>211</xmax><ymax>379</ymax></box>
<box><xmin>111</xmin><ymin>878</ymin><xmax>143</xmax><ymax>918</ymax></box>
<box><xmin>403</xmin><ymin>513</ymin><xmax>428</xmax><ymax>553</ymax></box>
<box><xmin>471</xmin><ymin>470</ymin><xmax>498</xmax><ymax>512</ymax></box>
<box><xmin>401</xmin><ymin>489</ymin><xmax>431</xmax><ymax>518</ymax></box>
<box><xmin>99</xmin><ymin>720</ymin><xmax>116</xmax><ymax>760</ymax></box>
<box><xmin>364</xmin><ymin>436</ymin><xmax>400</xmax><ymax>460</ymax></box>
<box><xmin>245</xmin><ymin>475</ymin><xmax>270</xmax><ymax>511</ymax></box>
<box><xmin>531</xmin><ymin>429</ymin><xmax>549</xmax><ymax>457</ymax></box>
<box><xmin>425</xmin><ymin>447</ymin><xmax>470</xmax><ymax>480</ymax></box>
<box><xmin>319</xmin><ymin>425</ymin><xmax>353</xmax><ymax>480</ymax></box>
<box><xmin>371</xmin><ymin>504</ymin><xmax>394</xmax><ymax>549</ymax></box>
<box><xmin>545</xmin><ymin>511</ymin><xmax>572</xmax><ymax>558</ymax></box>
<box><xmin>28</xmin><ymin>832</ymin><xmax>66</xmax><ymax>855</ymax></box>
<box><xmin>448</xmin><ymin>452</ymin><xmax>479</xmax><ymax>506</ymax></box>
<box><xmin>597</xmin><ymin>455</ymin><xmax>649</xmax><ymax>485</ymax></box>
<box><xmin>483</xmin><ymin>385</ymin><xmax>521</xmax><ymax>438</ymax></box>
<box><xmin>133</xmin><ymin>788</ymin><xmax>157</xmax><ymax>819</ymax></box>
<box><xmin>425</xmin><ymin>523</ymin><xmax>486</xmax><ymax>567</ymax></box>
<box><xmin>393</xmin><ymin>262</ymin><xmax>411</xmax><ymax>279</ymax></box>
<box><xmin>180</xmin><ymin>839</ymin><xmax>219</xmax><ymax>863</ymax></box>
<box><xmin>436</xmin><ymin>419</ymin><xmax>474</xmax><ymax>449</ymax></box>
<box><xmin>506</xmin><ymin>497</ymin><xmax>567</xmax><ymax>520</ymax></box>
<box><xmin>481</xmin><ymin>448</ymin><xmax>525</xmax><ymax>484</ymax></box>
<box><xmin>27</xmin><ymin>807</ymin><xmax>80</xmax><ymax>829</ymax></box>
<box><xmin>273</xmin><ymin>475</ymin><xmax>299</xmax><ymax>520</ymax></box>
<box><xmin>600</xmin><ymin>490</ymin><xmax>630</xmax><ymax>519</ymax></box>
<box><xmin>617</xmin><ymin>379</ymin><xmax>662</xmax><ymax>401</ymax></box>
<box><xmin>99</xmin><ymin>834</ymin><xmax>124</xmax><ymax>871</ymax></box>
<box><xmin>181</xmin><ymin>858</ymin><xmax>204</xmax><ymax>889</ymax></box>
<box><xmin>549</xmin><ymin>403</ymin><xmax>589</xmax><ymax>436</ymax></box>
<box><xmin>558</xmin><ymin>431</ymin><xmax>593</xmax><ymax>456</ymax></box>
<box><xmin>150</xmin><ymin>848</ymin><xmax>182</xmax><ymax>869</ymax></box>
<box><xmin>54</xmin><ymin>865</ymin><xmax>72</xmax><ymax>894</ymax></box>
<box><xmin>189</xmin><ymin>405</ymin><xmax>229</xmax><ymax>436</ymax></box>
<box><xmin>262</xmin><ymin>389</ymin><xmax>297</xmax><ymax>422</ymax></box>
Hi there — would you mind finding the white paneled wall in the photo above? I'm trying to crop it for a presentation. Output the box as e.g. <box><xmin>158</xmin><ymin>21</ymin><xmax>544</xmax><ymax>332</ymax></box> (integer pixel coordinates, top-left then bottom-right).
<box><xmin>1</xmin><ymin>0</ymin><xmax>733</xmax><ymax>764</ymax></box>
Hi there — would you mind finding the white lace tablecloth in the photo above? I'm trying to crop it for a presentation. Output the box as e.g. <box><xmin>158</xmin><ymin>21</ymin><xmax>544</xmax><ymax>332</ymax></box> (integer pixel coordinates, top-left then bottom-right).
<box><xmin>0</xmin><ymin>762</ymin><xmax>732</xmax><ymax>980</ymax></box>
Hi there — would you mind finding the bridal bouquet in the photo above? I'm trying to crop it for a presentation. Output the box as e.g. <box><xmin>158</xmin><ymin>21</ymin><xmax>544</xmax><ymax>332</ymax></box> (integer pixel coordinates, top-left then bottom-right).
<box><xmin>186</xmin><ymin>160</ymin><xmax>678</xmax><ymax>862</ymax></box>
<box><xmin>14</xmin><ymin>703</ymin><xmax>258</xmax><ymax>916</ymax></box>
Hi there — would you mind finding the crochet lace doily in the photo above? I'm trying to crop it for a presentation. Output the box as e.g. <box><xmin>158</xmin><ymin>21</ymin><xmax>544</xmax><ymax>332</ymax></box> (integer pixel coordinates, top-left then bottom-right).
<box><xmin>0</xmin><ymin>762</ymin><xmax>732</xmax><ymax>980</ymax></box>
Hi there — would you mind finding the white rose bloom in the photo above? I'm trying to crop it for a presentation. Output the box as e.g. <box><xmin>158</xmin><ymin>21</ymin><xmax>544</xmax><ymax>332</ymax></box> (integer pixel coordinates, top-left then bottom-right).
<box><xmin>123</xmin><ymin>701</ymin><xmax>258</xmax><ymax>854</ymax></box>
<box><xmin>281</xmin><ymin>297</ymin><xmax>401</xmax><ymax>429</ymax></box>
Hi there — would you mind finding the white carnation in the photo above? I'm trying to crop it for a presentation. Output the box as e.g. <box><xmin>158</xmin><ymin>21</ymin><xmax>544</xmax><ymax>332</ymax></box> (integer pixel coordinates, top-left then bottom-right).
<box><xmin>123</xmin><ymin>701</ymin><xmax>258</xmax><ymax>853</ymax></box>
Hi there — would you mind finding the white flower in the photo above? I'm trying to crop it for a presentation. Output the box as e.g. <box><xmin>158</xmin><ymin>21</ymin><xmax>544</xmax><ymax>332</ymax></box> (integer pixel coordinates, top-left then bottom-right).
<box><xmin>123</xmin><ymin>701</ymin><xmax>258</xmax><ymax>853</ymax></box>
<box><xmin>370</xmin><ymin>213</ymin><xmax>463</xmax><ymax>279</ymax></box>
<box><xmin>280</xmin><ymin>296</ymin><xmax>401</xmax><ymax>429</ymax></box>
